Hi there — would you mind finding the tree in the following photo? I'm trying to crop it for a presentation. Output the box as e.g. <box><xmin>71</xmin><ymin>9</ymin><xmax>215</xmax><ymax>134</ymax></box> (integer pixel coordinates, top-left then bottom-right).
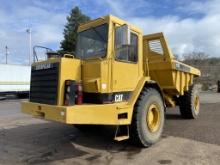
<box><xmin>60</xmin><ymin>7</ymin><xmax>90</xmax><ymax>54</ymax></box>
<box><xmin>183</xmin><ymin>52</ymin><xmax>209</xmax><ymax>66</ymax></box>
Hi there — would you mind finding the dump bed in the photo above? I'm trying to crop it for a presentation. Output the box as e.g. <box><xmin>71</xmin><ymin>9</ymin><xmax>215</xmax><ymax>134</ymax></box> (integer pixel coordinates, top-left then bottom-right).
<box><xmin>143</xmin><ymin>33</ymin><xmax>200</xmax><ymax>98</ymax></box>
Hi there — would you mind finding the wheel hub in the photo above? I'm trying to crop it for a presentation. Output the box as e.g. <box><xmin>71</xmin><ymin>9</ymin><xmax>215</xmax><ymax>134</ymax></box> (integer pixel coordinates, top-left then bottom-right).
<box><xmin>147</xmin><ymin>104</ymin><xmax>160</xmax><ymax>133</ymax></box>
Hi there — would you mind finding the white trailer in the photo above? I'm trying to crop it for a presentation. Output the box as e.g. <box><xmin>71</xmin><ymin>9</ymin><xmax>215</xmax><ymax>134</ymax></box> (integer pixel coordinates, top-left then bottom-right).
<box><xmin>0</xmin><ymin>64</ymin><xmax>31</xmax><ymax>96</ymax></box>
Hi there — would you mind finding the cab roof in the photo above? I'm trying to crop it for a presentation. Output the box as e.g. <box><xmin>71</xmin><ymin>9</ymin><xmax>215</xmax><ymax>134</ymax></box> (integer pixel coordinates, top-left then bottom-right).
<box><xmin>78</xmin><ymin>15</ymin><xmax>142</xmax><ymax>34</ymax></box>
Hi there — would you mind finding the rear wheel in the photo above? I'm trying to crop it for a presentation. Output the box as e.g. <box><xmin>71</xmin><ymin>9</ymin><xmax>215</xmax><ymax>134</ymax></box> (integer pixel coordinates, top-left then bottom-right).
<box><xmin>179</xmin><ymin>85</ymin><xmax>200</xmax><ymax>119</ymax></box>
<box><xmin>130</xmin><ymin>87</ymin><xmax>165</xmax><ymax>147</ymax></box>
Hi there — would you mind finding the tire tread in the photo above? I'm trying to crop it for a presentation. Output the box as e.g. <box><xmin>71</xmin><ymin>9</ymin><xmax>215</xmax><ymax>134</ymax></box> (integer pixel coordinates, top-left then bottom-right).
<box><xmin>130</xmin><ymin>87</ymin><xmax>164</xmax><ymax>147</ymax></box>
<box><xmin>179</xmin><ymin>85</ymin><xmax>198</xmax><ymax>119</ymax></box>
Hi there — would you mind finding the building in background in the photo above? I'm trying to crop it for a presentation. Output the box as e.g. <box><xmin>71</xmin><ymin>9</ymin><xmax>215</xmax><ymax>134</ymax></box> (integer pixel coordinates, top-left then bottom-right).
<box><xmin>0</xmin><ymin>64</ymin><xmax>31</xmax><ymax>97</ymax></box>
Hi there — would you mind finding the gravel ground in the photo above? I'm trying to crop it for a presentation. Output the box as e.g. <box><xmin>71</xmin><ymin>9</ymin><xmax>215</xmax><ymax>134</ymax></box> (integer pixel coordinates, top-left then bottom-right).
<box><xmin>0</xmin><ymin>92</ymin><xmax>220</xmax><ymax>165</ymax></box>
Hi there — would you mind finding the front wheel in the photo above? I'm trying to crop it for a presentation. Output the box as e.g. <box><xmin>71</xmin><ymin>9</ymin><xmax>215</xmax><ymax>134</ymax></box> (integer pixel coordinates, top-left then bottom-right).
<box><xmin>130</xmin><ymin>87</ymin><xmax>165</xmax><ymax>147</ymax></box>
<box><xmin>179</xmin><ymin>85</ymin><xmax>200</xmax><ymax>119</ymax></box>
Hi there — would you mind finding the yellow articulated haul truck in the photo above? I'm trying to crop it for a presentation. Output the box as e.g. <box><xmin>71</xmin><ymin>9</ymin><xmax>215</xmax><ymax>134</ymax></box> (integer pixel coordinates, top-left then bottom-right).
<box><xmin>22</xmin><ymin>15</ymin><xmax>200</xmax><ymax>147</ymax></box>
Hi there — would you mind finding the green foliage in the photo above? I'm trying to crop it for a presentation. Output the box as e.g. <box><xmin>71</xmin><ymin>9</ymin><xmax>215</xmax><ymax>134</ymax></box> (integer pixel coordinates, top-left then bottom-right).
<box><xmin>60</xmin><ymin>7</ymin><xmax>90</xmax><ymax>54</ymax></box>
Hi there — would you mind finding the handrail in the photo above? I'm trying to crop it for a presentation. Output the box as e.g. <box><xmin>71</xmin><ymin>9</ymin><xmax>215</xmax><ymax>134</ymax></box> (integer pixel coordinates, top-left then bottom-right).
<box><xmin>33</xmin><ymin>45</ymin><xmax>53</xmax><ymax>62</ymax></box>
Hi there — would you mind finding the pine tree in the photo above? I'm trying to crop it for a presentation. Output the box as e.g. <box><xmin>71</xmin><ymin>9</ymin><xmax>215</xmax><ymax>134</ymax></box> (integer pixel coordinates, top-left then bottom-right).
<box><xmin>60</xmin><ymin>7</ymin><xmax>90</xmax><ymax>54</ymax></box>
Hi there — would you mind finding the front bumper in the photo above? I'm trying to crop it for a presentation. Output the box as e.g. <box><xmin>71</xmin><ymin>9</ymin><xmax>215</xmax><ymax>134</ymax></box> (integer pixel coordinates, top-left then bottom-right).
<box><xmin>21</xmin><ymin>101</ymin><xmax>132</xmax><ymax>125</ymax></box>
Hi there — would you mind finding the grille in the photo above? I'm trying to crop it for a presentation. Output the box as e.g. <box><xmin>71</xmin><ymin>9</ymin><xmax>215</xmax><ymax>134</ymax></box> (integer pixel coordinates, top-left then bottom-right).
<box><xmin>30</xmin><ymin>63</ymin><xmax>59</xmax><ymax>105</ymax></box>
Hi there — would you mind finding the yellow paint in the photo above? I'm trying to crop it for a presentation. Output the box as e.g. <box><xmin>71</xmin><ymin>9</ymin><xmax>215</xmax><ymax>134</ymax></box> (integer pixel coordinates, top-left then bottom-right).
<box><xmin>110</xmin><ymin>16</ymin><xmax>143</xmax><ymax>92</ymax></box>
<box><xmin>79</xmin><ymin>15</ymin><xmax>143</xmax><ymax>93</ymax></box>
<box><xmin>21</xmin><ymin>15</ymin><xmax>201</xmax><ymax>129</ymax></box>
<box><xmin>82</xmin><ymin>59</ymin><xmax>110</xmax><ymax>93</ymax></box>
<box><xmin>22</xmin><ymin>101</ymin><xmax>132</xmax><ymax>125</ymax></box>
<box><xmin>147</xmin><ymin>103</ymin><xmax>160</xmax><ymax>133</ymax></box>
<box><xmin>143</xmin><ymin>32</ymin><xmax>200</xmax><ymax>100</ymax></box>
<box><xmin>57</xmin><ymin>58</ymin><xmax>81</xmax><ymax>105</ymax></box>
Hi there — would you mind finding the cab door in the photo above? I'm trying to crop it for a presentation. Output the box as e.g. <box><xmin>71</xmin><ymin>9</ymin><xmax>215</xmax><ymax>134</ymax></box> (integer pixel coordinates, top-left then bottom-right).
<box><xmin>112</xmin><ymin>25</ymin><xmax>139</xmax><ymax>93</ymax></box>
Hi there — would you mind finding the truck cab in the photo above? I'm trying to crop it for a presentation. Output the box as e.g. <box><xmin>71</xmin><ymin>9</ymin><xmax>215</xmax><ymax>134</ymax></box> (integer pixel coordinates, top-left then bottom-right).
<box><xmin>78</xmin><ymin>16</ymin><xmax>143</xmax><ymax>104</ymax></box>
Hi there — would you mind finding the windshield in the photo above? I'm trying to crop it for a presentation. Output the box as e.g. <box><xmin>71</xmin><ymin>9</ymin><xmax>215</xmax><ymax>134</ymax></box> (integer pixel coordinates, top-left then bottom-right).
<box><xmin>76</xmin><ymin>24</ymin><xmax>108</xmax><ymax>59</ymax></box>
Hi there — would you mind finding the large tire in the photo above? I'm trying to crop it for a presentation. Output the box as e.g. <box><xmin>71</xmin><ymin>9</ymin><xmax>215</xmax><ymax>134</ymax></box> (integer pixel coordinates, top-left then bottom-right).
<box><xmin>179</xmin><ymin>85</ymin><xmax>200</xmax><ymax>119</ymax></box>
<box><xmin>130</xmin><ymin>87</ymin><xmax>165</xmax><ymax>147</ymax></box>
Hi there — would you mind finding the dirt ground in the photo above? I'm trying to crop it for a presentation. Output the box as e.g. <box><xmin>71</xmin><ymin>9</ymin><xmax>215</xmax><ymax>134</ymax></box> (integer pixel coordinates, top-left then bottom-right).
<box><xmin>0</xmin><ymin>92</ymin><xmax>220</xmax><ymax>165</ymax></box>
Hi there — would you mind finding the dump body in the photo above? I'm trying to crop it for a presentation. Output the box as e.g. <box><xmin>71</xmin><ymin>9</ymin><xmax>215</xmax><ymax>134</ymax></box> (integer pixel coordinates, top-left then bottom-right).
<box><xmin>143</xmin><ymin>33</ymin><xmax>200</xmax><ymax>106</ymax></box>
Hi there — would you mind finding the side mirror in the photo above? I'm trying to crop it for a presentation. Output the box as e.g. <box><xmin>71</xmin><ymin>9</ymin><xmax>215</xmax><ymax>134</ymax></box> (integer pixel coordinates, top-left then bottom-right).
<box><xmin>115</xmin><ymin>24</ymin><xmax>130</xmax><ymax>46</ymax></box>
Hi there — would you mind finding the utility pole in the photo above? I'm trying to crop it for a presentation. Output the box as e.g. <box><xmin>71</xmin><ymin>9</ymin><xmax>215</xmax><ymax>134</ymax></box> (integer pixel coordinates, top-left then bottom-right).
<box><xmin>26</xmin><ymin>28</ymin><xmax>32</xmax><ymax>65</ymax></box>
<box><xmin>5</xmin><ymin>46</ymin><xmax>9</xmax><ymax>64</ymax></box>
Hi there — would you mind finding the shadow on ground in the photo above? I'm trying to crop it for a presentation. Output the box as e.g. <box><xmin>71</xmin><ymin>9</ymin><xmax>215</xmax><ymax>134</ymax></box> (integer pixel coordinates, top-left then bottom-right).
<box><xmin>0</xmin><ymin>122</ymin><xmax>143</xmax><ymax>164</ymax></box>
<box><xmin>1</xmin><ymin>103</ymin><xmax>220</xmax><ymax>164</ymax></box>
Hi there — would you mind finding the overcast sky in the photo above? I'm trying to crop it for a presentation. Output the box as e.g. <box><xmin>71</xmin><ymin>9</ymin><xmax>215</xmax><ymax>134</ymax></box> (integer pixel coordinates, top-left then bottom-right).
<box><xmin>0</xmin><ymin>0</ymin><xmax>220</xmax><ymax>64</ymax></box>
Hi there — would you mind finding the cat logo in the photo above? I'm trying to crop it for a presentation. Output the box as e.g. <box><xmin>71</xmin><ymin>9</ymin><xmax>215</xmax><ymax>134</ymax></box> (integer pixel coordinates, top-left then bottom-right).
<box><xmin>35</xmin><ymin>63</ymin><xmax>52</xmax><ymax>70</ymax></box>
<box><xmin>115</xmin><ymin>94</ymin><xmax>123</xmax><ymax>102</ymax></box>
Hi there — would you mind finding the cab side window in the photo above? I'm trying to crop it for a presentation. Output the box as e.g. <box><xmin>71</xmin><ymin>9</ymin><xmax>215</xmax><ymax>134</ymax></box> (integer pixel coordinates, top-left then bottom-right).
<box><xmin>115</xmin><ymin>30</ymin><xmax>138</xmax><ymax>63</ymax></box>
<box><xmin>129</xmin><ymin>33</ymin><xmax>138</xmax><ymax>62</ymax></box>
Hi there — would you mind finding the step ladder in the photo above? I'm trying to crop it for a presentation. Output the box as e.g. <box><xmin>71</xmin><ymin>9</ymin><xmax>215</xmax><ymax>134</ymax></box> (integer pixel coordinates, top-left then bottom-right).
<box><xmin>114</xmin><ymin>125</ymin><xmax>129</xmax><ymax>141</ymax></box>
